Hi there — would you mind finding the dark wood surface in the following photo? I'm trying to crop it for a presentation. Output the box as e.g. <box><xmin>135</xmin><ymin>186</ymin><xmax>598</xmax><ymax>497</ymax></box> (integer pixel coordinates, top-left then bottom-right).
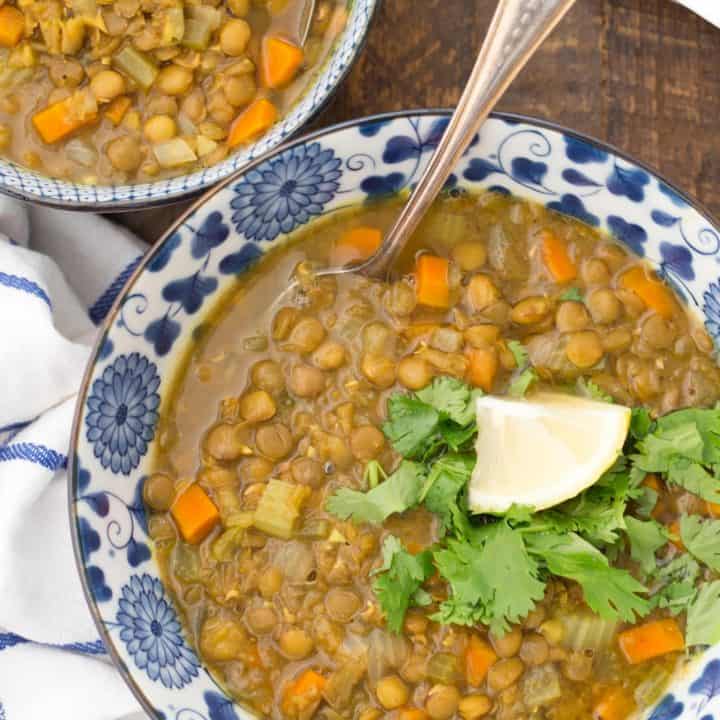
<box><xmin>115</xmin><ymin>0</ymin><xmax>720</xmax><ymax>243</ymax></box>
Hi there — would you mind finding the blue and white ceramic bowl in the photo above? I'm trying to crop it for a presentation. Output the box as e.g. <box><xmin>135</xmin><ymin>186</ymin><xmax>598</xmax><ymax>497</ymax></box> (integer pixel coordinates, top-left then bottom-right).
<box><xmin>0</xmin><ymin>0</ymin><xmax>377</xmax><ymax>212</ymax></box>
<box><xmin>70</xmin><ymin>110</ymin><xmax>720</xmax><ymax>719</ymax></box>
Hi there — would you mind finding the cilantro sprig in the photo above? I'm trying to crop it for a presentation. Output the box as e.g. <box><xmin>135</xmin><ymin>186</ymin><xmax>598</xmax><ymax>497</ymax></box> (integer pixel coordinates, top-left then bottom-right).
<box><xmin>327</xmin><ymin>377</ymin><xmax>720</xmax><ymax>642</ymax></box>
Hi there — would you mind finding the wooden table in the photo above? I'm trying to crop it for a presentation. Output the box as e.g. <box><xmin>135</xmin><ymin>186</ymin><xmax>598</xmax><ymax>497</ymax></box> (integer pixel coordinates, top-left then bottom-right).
<box><xmin>115</xmin><ymin>0</ymin><xmax>720</xmax><ymax>243</ymax></box>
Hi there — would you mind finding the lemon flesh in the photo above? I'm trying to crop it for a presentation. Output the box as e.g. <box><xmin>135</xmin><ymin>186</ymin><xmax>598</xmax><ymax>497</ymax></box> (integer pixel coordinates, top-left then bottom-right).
<box><xmin>468</xmin><ymin>392</ymin><xmax>631</xmax><ymax>514</ymax></box>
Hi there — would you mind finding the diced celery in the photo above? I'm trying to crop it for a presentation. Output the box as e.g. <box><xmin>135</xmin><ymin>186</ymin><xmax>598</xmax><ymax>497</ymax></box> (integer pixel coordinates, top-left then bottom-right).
<box><xmin>161</xmin><ymin>7</ymin><xmax>185</xmax><ymax>46</ymax></box>
<box><xmin>113</xmin><ymin>45</ymin><xmax>158</xmax><ymax>90</ymax></box>
<box><xmin>153</xmin><ymin>138</ymin><xmax>197</xmax><ymax>168</ymax></box>
<box><xmin>182</xmin><ymin>17</ymin><xmax>213</xmax><ymax>51</ymax></box>
<box><xmin>559</xmin><ymin>612</ymin><xmax>618</xmax><ymax>652</ymax></box>
<box><xmin>173</xmin><ymin>541</ymin><xmax>201</xmax><ymax>583</ymax></box>
<box><xmin>253</xmin><ymin>479</ymin><xmax>310</xmax><ymax>539</ymax></box>
<box><xmin>211</xmin><ymin>526</ymin><xmax>245</xmax><ymax>562</ymax></box>
<box><xmin>188</xmin><ymin>5</ymin><xmax>222</xmax><ymax>31</ymax></box>
<box><xmin>522</xmin><ymin>665</ymin><xmax>562</xmax><ymax>707</ymax></box>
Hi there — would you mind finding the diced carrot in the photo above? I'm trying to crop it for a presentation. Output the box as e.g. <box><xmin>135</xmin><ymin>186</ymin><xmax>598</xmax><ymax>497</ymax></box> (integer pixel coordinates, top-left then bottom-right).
<box><xmin>0</xmin><ymin>6</ymin><xmax>25</xmax><ymax>48</ymax></box>
<box><xmin>227</xmin><ymin>97</ymin><xmax>278</xmax><ymax>149</ymax></box>
<box><xmin>262</xmin><ymin>35</ymin><xmax>305</xmax><ymax>89</ymax></box>
<box><xmin>170</xmin><ymin>484</ymin><xmax>220</xmax><ymax>545</ymax></box>
<box><xmin>415</xmin><ymin>254</ymin><xmax>450</xmax><ymax>308</ymax></box>
<box><xmin>620</xmin><ymin>266</ymin><xmax>677</xmax><ymax>319</ymax></box>
<box><xmin>399</xmin><ymin>710</ymin><xmax>428</xmax><ymax>720</ymax></box>
<box><xmin>706</xmin><ymin>500</ymin><xmax>720</xmax><ymax>518</ymax></box>
<box><xmin>541</xmin><ymin>230</ymin><xmax>577</xmax><ymax>283</ymax></box>
<box><xmin>617</xmin><ymin>619</ymin><xmax>684</xmax><ymax>665</ymax></box>
<box><xmin>668</xmin><ymin>520</ymin><xmax>685</xmax><ymax>552</ymax></box>
<box><xmin>332</xmin><ymin>226</ymin><xmax>382</xmax><ymax>265</ymax></box>
<box><xmin>105</xmin><ymin>95</ymin><xmax>132</xmax><ymax>126</ymax></box>
<box><xmin>466</xmin><ymin>347</ymin><xmax>498</xmax><ymax>393</ymax></box>
<box><xmin>465</xmin><ymin>635</ymin><xmax>498</xmax><ymax>686</ymax></box>
<box><xmin>32</xmin><ymin>96</ymin><xmax>98</xmax><ymax>144</ymax></box>
<box><xmin>593</xmin><ymin>686</ymin><xmax>636</xmax><ymax>720</ymax></box>
<box><xmin>281</xmin><ymin>670</ymin><xmax>326</xmax><ymax>718</ymax></box>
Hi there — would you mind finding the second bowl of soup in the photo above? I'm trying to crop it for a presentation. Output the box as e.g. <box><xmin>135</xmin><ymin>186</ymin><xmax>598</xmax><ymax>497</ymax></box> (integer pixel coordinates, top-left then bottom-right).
<box><xmin>70</xmin><ymin>111</ymin><xmax>720</xmax><ymax>720</ymax></box>
<box><xmin>0</xmin><ymin>0</ymin><xmax>377</xmax><ymax>209</ymax></box>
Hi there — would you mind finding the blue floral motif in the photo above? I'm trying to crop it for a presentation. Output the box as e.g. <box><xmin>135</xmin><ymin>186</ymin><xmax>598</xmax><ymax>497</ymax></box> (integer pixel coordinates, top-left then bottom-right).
<box><xmin>162</xmin><ymin>274</ymin><xmax>218</xmax><ymax>315</ymax></box>
<box><xmin>464</xmin><ymin>158</ymin><xmax>501</xmax><ymax>182</ymax></box>
<box><xmin>652</xmin><ymin>209</ymin><xmax>679</xmax><ymax>228</ymax></box>
<box><xmin>690</xmin><ymin>659</ymin><xmax>720</xmax><ymax>704</ymax></box>
<box><xmin>204</xmin><ymin>691</ymin><xmax>240</xmax><ymax>720</ymax></box>
<box><xmin>85</xmin><ymin>353</ymin><xmax>160</xmax><ymax>475</ymax></box>
<box><xmin>562</xmin><ymin>168</ymin><xmax>602</xmax><ymax>188</ymax></box>
<box><xmin>86</xmin><ymin>564</ymin><xmax>112</xmax><ymax>602</ymax></box>
<box><xmin>358</xmin><ymin>118</ymin><xmax>392</xmax><ymax>137</ymax></box>
<box><xmin>190</xmin><ymin>212</ymin><xmax>229</xmax><ymax>259</ymax></box>
<box><xmin>361</xmin><ymin>171</ymin><xmax>406</xmax><ymax>197</ymax></box>
<box><xmin>564</xmin><ymin>135</ymin><xmax>608</xmax><ymax>164</ymax></box>
<box><xmin>660</xmin><ymin>241</ymin><xmax>695</xmax><ymax>281</ymax></box>
<box><xmin>148</xmin><ymin>232</ymin><xmax>181</xmax><ymax>273</ymax></box>
<box><xmin>547</xmin><ymin>194</ymin><xmax>599</xmax><ymax>227</ymax></box>
<box><xmin>659</xmin><ymin>181</ymin><xmax>689</xmax><ymax>208</ymax></box>
<box><xmin>607</xmin><ymin>163</ymin><xmax>650</xmax><ymax>202</ymax></box>
<box><xmin>219</xmin><ymin>243</ymin><xmax>262</xmax><ymax>275</ymax></box>
<box><xmin>117</xmin><ymin>574</ymin><xmax>199</xmax><ymax>689</ymax></box>
<box><xmin>511</xmin><ymin>157</ymin><xmax>547</xmax><ymax>187</ymax></box>
<box><xmin>607</xmin><ymin>215</ymin><xmax>648</xmax><ymax>256</ymax></box>
<box><xmin>648</xmin><ymin>694</ymin><xmax>684</xmax><ymax>720</ymax></box>
<box><xmin>703</xmin><ymin>281</ymin><xmax>720</xmax><ymax>343</ymax></box>
<box><xmin>144</xmin><ymin>314</ymin><xmax>181</xmax><ymax>357</ymax></box>
<box><xmin>230</xmin><ymin>142</ymin><xmax>341</xmax><ymax>242</ymax></box>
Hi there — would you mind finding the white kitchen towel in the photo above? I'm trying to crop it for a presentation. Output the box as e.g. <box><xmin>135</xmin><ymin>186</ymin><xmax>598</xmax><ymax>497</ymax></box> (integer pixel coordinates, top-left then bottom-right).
<box><xmin>0</xmin><ymin>197</ymin><xmax>145</xmax><ymax>720</ymax></box>
<box><xmin>675</xmin><ymin>0</ymin><xmax>720</xmax><ymax>28</ymax></box>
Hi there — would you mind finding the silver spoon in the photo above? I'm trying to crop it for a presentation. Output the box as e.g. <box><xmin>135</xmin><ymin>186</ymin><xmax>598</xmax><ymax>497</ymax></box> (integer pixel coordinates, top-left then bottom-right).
<box><xmin>277</xmin><ymin>0</ymin><xmax>577</xmax><ymax>307</ymax></box>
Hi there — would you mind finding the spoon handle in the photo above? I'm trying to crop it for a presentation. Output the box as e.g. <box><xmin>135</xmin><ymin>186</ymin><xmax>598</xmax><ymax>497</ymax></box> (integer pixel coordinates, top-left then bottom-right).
<box><xmin>361</xmin><ymin>0</ymin><xmax>577</xmax><ymax>277</ymax></box>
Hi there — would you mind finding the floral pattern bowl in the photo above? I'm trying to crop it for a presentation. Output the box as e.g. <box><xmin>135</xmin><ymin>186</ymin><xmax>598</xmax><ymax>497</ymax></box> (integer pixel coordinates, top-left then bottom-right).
<box><xmin>70</xmin><ymin>110</ymin><xmax>720</xmax><ymax>719</ymax></box>
<box><xmin>0</xmin><ymin>0</ymin><xmax>378</xmax><ymax>212</ymax></box>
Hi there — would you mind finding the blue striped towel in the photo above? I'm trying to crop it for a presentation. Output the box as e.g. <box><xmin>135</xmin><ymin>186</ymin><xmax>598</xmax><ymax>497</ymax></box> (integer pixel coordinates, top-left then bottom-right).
<box><xmin>0</xmin><ymin>197</ymin><xmax>146</xmax><ymax>719</ymax></box>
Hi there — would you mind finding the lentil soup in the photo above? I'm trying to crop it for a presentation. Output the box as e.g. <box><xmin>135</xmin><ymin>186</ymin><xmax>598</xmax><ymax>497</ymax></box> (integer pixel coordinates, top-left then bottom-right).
<box><xmin>147</xmin><ymin>192</ymin><xmax>720</xmax><ymax>720</ymax></box>
<box><xmin>0</xmin><ymin>0</ymin><xmax>346</xmax><ymax>183</ymax></box>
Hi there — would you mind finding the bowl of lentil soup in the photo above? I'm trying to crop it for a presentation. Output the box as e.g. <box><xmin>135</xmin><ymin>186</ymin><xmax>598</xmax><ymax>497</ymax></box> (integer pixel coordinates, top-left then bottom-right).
<box><xmin>70</xmin><ymin>111</ymin><xmax>720</xmax><ymax>720</ymax></box>
<box><xmin>0</xmin><ymin>0</ymin><xmax>377</xmax><ymax>209</ymax></box>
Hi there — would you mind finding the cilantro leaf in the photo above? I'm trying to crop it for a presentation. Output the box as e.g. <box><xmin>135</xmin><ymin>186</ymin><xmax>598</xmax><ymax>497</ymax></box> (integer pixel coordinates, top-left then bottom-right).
<box><xmin>509</xmin><ymin>368</ymin><xmax>538</xmax><ymax>397</ymax></box>
<box><xmin>421</xmin><ymin>453</ymin><xmax>475</xmax><ymax>536</ymax></box>
<box><xmin>507</xmin><ymin>340</ymin><xmax>529</xmax><ymax>368</ymax></box>
<box><xmin>559</xmin><ymin>287</ymin><xmax>584</xmax><ymax>302</ymax></box>
<box><xmin>434</xmin><ymin>523</ymin><xmax>545</xmax><ymax>636</ymax></box>
<box><xmin>416</xmin><ymin>377</ymin><xmax>481</xmax><ymax>426</ymax></box>
<box><xmin>629</xmin><ymin>407</ymin><xmax>653</xmax><ymax>441</ymax></box>
<box><xmin>680</xmin><ymin>515</ymin><xmax>720</xmax><ymax>571</ymax></box>
<box><xmin>326</xmin><ymin>460</ymin><xmax>425</xmax><ymax>524</ymax></box>
<box><xmin>439</xmin><ymin>420</ymin><xmax>477</xmax><ymax>451</ymax></box>
<box><xmin>666</xmin><ymin>459</ymin><xmax>720</xmax><ymax>503</ymax></box>
<box><xmin>633</xmin><ymin>485</ymin><xmax>658</xmax><ymax>519</ymax></box>
<box><xmin>527</xmin><ymin>532</ymin><xmax>650</xmax><ymax>622</ymax></box>
<box><xmin>373</xmin><ymin>536</ymin><xmax>434</xmax><ymax>633</ymax></box>
<box><xmin>625</xmin><ymin>517</ymin><xmax>667</xmax><ymax>575</ymax></box>
<box><xmin>686</xmin><ymin>580</ymin><xmax>720</xmax><ymax>647</ymax></box>
<box><xmin>383</xmin><ymin>396</ymin><xmax>439</xmax><ymax>458</ymax></box>
<box><xmin>650</xmin><ymin>555</ymin><xmax>700</xmax><ymax>615</ymax></box>
<box><xmin>577</xmin><ymin>377</ymin><xmax>614</xmax><ymax>404</ymax></box>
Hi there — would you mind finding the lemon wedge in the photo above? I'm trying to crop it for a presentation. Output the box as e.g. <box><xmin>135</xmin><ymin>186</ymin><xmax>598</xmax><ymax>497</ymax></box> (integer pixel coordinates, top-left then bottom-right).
<box><xmin>468</xmin><ymin>392</ymin><xmax>631</xmax><ymax>514</ymax></box>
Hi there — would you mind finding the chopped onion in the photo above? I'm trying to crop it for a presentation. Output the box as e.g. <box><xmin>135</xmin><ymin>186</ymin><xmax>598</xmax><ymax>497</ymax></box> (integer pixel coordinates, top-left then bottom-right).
<box><xmin>153</xmin><ymin>138</ymin><xmax>197</xmax><ymax>169</ymax></box>
<box><xmin>274</xmin><ymin>541</ymin><xmax>315</xmax><ymax>583</ymax></box>
<box><xmin>176</xmin><ymin>111</ymin><xmax>196</xmax><ymax>136</ymax></box>
<box><xmin>522</xmin><ymin>665</ymin><xmax>562</xmax><ymax>708</ymax></box>
<box><xmin>368</xmin><ymin>629</ymin><xmax>408</xmax><ymax>686</ymax></box>
<box><xmin>65</xmin><ymin>138</ymin><xmax>98</xmax><ymax>168</ymax></box>
<box><xmin>559</xmin><ymin>612</ymin><xmax>618</xmax><ymax>652</ymax></box>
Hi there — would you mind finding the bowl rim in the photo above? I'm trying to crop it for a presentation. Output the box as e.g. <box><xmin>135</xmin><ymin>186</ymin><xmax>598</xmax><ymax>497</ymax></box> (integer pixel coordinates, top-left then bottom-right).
<box><xmin>0</xmin><ymin>0</ymin><xmax>381</xmax><ymax>213</ymax></box>
<box><xmin>68</xmin><ymin>107</ymin><xmax>720</xmax><ymax>718</ymax></box>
